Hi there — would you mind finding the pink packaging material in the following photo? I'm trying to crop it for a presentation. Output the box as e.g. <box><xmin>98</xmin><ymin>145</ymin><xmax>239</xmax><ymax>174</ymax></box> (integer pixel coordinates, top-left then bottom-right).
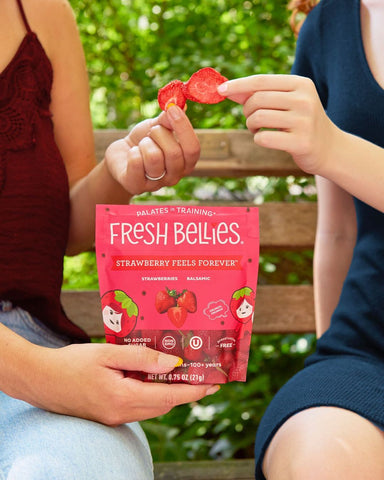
<box><xmin>95</xmin><ymin>205</ymin><xmax>259</xmax><ymax>384</ymax></box>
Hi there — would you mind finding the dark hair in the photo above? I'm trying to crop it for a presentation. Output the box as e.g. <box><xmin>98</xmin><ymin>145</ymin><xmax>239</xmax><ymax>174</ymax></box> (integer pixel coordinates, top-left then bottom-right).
<box><xmin>288</xmin><ymin>0</ymin><xmax>319</xmax><ymax>35</ymax></box>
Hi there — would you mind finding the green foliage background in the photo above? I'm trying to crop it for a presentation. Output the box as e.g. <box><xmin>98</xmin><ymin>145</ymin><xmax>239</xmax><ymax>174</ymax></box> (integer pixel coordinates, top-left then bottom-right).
<box><xmin>65</xmin><ymin>0</ymin><xmax>316</xmax><ymax>462</ymax></box>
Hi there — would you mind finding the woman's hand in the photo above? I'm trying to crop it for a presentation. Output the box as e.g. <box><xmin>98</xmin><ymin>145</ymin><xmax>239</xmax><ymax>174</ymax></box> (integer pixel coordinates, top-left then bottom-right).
<box><xmin>218</xmin><ymin>74</ymin><xmax>339</xmax><ymax>176</ymax></box>
<box><xmin>104</xmin><ymin>105</ymin><xmax>200</xmax><ymax>196</ymax></box>
<box><xmin>67</xmin><ymin>105</ymin><xmax>200</xmax><ymax>254</ymax></box>
<box><xmin>22</xmin><ymin>343</ymin><xmax>218</xmax><ymax>426</ymax></box>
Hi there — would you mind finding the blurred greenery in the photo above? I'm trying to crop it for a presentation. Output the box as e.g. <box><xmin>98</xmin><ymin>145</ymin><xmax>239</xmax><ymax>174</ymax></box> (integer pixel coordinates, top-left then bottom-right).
<box><xmin>71</xmin><ymin>0</ymin><xmax>295</xmax><ymax>130</ymax></box>
<box><xmin>64</xmin><ymin>0</ymin><xmax>316</xmax><ymax>462</ymax></box>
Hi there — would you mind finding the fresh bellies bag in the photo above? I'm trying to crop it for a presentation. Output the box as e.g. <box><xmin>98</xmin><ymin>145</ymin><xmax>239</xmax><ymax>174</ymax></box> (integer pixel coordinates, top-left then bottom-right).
<box><xmin>95</xmin><ymin>205</ymin><xmax>259</xmax><ymax>384</ymax></box>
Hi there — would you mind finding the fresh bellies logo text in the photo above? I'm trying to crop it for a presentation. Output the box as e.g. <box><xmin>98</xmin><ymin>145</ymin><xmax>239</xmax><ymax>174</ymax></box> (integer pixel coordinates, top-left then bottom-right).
<box><xmin>108</xmin><ymin>220</ymin><xmax>242</xmax><ymax>246</ymax></box>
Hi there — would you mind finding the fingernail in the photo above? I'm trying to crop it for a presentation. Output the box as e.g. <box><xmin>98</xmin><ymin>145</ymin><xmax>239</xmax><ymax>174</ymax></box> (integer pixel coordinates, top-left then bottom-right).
<box><xmin>167</xmin><ymin>104</ymin><xmax>182</xmax><ymax>120</ymax></box>
<box><xmin>158</xmin><ymin>353</ymin><xmax>183</xmax><ymax>369</ymax></box>
<box><xmin>206</xmin><ymin>385</ymin><xmax>221</xmax><ymax>396</ymax></box>
<box><xmin>217</xmin><ymin>83</ymin><xmax>228</xmax><ymax>94</ymax></box>
<box><xmin>174</xmin><ymin>357</ymin><xmax>183</xmax><ymax>367</ymax></box>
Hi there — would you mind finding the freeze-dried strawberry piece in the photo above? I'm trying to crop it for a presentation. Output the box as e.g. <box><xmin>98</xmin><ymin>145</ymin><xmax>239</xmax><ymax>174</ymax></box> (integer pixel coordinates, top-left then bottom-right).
<box><xmin>183</xmin><ymin>67</ymin><xmax>228</xmax><ymax>104</ymax></box>
<box><xmin>158</xmin><ymin>79</ymin><xmax>186</xmax><ymax>111</ymax></box>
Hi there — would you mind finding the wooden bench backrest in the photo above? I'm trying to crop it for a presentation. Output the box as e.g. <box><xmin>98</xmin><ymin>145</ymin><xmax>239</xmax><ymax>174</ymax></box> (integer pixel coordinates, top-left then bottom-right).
<box><xmin>61</xmin><ymin>129</ymin><xmax>316</xmax><ymax>337</ymax></box>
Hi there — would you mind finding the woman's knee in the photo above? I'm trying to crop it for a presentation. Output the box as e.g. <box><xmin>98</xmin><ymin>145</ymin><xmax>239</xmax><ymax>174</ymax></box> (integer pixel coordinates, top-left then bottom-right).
<box><xmin>3</xmin><ymin>409</ymin><xmax>154</xmax><ymax>480</ymax></box>
<box><xmin>7</xmin><ymin>449</ymin><xmax>153</xmax><ymax>480</ymax></box>
<box><xmin>262</xmin><ymin>407</ymin><xmax>384</xmax><ymax>480</ymax></box>
<box><xmin>46</xmin><ymin>417</ymin><xmax>154</xmax><ymax>479</ymax></box>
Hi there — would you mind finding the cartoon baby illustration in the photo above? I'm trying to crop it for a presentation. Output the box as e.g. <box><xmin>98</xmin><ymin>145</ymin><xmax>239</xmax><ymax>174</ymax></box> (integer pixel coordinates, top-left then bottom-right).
<box><xmin>230</xmin><ymin>287</ymin><xmax>255</xmax><ymax>324</ymax></box>
<box><xmin>100</xmin><ymin>290</ymin><xmax>138</xmax><ymax>343</ymax></box>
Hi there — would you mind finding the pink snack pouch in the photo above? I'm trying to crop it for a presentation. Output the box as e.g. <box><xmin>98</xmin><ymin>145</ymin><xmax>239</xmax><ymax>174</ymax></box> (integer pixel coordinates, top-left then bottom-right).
<box><xmin>95</xmin><ymin>205</ymin><xmax>259</xmax><ymax>384</ymax></box>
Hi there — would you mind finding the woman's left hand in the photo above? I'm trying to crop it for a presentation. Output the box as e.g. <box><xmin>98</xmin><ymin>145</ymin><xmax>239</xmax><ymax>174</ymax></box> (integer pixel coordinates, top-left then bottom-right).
<box><xmin>104</xmin><ymin>105</ymin><xmax>200</xmax><ymax>195</ymax></box>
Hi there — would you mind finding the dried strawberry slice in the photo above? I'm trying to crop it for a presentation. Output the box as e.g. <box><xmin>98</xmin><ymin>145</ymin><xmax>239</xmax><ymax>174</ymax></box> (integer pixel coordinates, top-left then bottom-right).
<box><xmin>183</xmin><ymin>67</ymin><xmax>228</xmax><ymax>104</ymax></box>
<box><xmin>158</xmin><ymin>79</ymin><xmax>187</xmax><ymax>111</ymax></box>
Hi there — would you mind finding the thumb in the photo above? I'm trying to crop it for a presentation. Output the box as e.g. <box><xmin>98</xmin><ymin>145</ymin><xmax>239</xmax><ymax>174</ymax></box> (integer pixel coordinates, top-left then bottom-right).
<box><xmin>103</xmin><ymin>344</ymin><xmax>183</xmax><ymax>374</ymax></box>
<box><xmin>156</xmin><ymin>104</ymin><xmax>189</xmax><ymax>131</ymax></box>
<box><xmin>156</xmin><ymin>110</ymin><xmax>172</xmax><ymax>130</ymax></box>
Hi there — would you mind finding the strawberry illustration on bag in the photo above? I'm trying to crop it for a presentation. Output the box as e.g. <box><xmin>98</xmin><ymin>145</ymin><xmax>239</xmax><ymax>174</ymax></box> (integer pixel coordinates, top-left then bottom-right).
<box><xmin>177</xmin><ymin>289</ymin><xmax>197</xmax><ymax>313</ymax></box>
<box><xmin>167</xmin><ymin>306</ymin><xmax>188</xmax><ymax>328</ymax></box>
<box><xmin>155</xmin><ymin>287</ymin><xmax>197</xmax><ymax>327</ymax></box>
<box><xmin>101</xmin><ymin>290</ymin><xmax>138</xmax><ymax>343</ymax></box>
<box><xmin>155</xmin><ymin>288</ymin><xmax>177</xmax><ymax>313</ymax></box>
<box><xmin>230</xmin><ymin>287</ymin><xmax>255</xmax><ymax>324</ymax></box>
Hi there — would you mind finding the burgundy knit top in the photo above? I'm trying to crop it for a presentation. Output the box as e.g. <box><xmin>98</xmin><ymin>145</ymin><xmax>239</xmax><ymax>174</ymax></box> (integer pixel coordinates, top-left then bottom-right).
<box><xmin>0</xmin><ymin>0</ymin><xmax>88</xmax><ymax>341</ymax></box>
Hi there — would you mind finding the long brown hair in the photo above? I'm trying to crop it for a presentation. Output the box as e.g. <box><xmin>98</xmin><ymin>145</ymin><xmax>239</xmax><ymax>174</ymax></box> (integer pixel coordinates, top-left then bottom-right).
<box><xmin>288</xmin><ymin>0</ymin><xmax>319</xmax><ymax>35</ymax></box>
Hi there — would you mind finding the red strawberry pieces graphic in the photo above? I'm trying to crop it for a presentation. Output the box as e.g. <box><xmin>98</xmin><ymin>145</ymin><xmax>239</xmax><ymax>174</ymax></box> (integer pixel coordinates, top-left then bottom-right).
<box><xmin>184</xmin><ymin>67</ymin><xmax>228</xmax><ymax>104</ymax></box>
<box><xmin>155</xmin><ymin>287</ymin><xmax>197</xmax><ymax>328</ymax></box>
<box><xmin>155</xmin><ymin>288</ymin><xmax>177</xmax><ymax>313</ymax></box>
<box><xmin>167</xmin><ymin>306</ymin><xmax>188</xmax><ymax>328</ymax></box>
<box><xmin>157</xmin><ymin>80</ymin><xmax>186</xmax><ymax>111</ymax></box>
<box><xmin>228</xmin><ymin>360</ymin><xmax>248</xmax><ymax>382</ymax></box>
<box><xmin>177</xmin><ymin>290</ymin><xmax>197</xmax><ymax>313</ymax></box>
<box><xmin>218</xmin><ymin>349</ymin><xmax>235</xmax><ymax>372</ymax></box>
<box><xmin>201</xmin><ymin>329</ymin><xmax>224</xmax><ymax>357</ymax></box>
<box><xmin>184</xmin><ymin>342</ymin><xmax>203</xmax><ymax>362</ymax></box>
<box><xmin>158</xmin><ymin>67</ymin><xmax>228</xmax><ymax>111</ymax></box>
<box><xmin>183</xmin><ymin>332</ymin><xmax>204</xmax><ymax>361</ymax></box>
<box><xmin>205</xmin><ymin>368</ymin><xmax>228</xmax><ymax>384</ymax></box>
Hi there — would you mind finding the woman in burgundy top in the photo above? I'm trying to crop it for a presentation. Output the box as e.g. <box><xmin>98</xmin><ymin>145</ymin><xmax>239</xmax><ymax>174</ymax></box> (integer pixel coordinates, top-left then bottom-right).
<box><xmin>0</xmin><ymin>0</ymin><xmax>218</xmax><ymax>477</ymax></box>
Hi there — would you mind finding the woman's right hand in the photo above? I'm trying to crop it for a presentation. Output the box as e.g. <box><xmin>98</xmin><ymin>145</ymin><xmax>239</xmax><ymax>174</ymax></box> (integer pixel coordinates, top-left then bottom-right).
<box><xmin>21</xmin><ymin>342</ymin><xmax>219</xmax><ymax>426</ymax></box>
<box><xmin>104</xmin><ymin>105</ymin><xmax>201</xmax><ymax>197</ymax></box>
<box><xmin>217</xmin><ymin>74</ymin><xmax>339</xmax><ymax>177</ymax></box>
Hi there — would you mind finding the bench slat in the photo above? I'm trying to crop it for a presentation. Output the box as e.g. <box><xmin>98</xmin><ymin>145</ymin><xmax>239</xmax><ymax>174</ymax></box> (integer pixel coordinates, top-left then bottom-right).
<box><xmin>259</xmin><ymin>202</ymin><xmax>315</xmax><ymax>249</ymax></box>
<box><xmin>154</xmin><ymin>459</ymin><xmax>255</xmax><ymax>480</ymax></box>
<box><xmin>94</xmin><ymin>129</ymin><xmax>304</xmax><ymax>177</ymax></box>
<box><xmin>61</xmin><ymin>285</ymin><xmax>315</xmax><ymax>338</ymax></box>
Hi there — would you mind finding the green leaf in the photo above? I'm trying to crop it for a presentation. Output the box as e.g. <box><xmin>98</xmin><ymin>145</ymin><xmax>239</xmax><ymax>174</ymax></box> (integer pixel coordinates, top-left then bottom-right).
<box><xmin>232</xmin><ymin>287</ymin><xmax>253</xmax><ymax>300</ymax></box>
<box><xmin>114</xmin><ymin>290</ymin><xmax>138</xmax><ymax>317</ymax></box>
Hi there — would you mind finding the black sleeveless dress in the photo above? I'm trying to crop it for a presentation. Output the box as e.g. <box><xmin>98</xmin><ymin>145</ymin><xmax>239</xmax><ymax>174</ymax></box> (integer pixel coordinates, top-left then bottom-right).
<box><xmin>255</xmin><ymin>1</ymin><xmax>384</xmax><ymax>478</ymax></box>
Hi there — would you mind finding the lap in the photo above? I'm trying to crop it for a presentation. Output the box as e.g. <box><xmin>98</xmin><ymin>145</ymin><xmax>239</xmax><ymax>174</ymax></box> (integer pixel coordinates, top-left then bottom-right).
<box><xmin>263</xmin><ymin>406</ymin><xmax>384</xmax><ymax>480</ymax></box>
<box><xmin>0</xmin><ymin>392</ymin><xmax>154</xmax><ymax>480</ymax></box>
<box><xmin>0</xmin><ymin>307</ymin><xmax>153</xmax><ymax>480</ymax></box>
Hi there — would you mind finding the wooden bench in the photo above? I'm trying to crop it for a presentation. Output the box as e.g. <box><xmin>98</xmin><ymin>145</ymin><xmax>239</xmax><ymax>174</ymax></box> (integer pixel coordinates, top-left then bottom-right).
<box><xmin>61</xmin><ymin>128</ymin><xmax>317</xmax><ymax>480</ymax></box>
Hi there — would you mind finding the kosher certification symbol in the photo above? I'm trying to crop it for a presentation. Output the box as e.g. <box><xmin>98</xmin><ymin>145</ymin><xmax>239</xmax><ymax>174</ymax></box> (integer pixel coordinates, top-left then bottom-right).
<box><xmin>189</xmin><ymin>335</ymin><xmax>203</xmax><ymax>350</ymax></box>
